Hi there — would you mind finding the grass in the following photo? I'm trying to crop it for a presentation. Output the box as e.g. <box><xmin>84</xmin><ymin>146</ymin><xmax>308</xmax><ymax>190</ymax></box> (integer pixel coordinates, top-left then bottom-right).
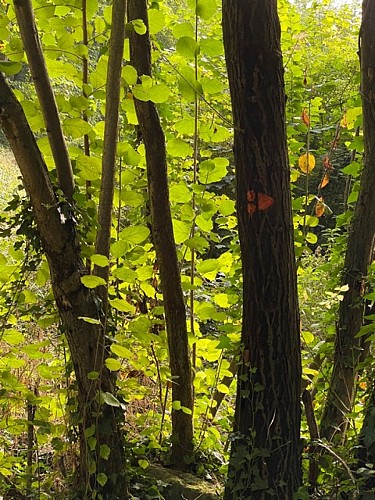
<box><xmin>0</xmin><ymin>146</ymin><xmax>19</xmax><ymax>209</ymax></box>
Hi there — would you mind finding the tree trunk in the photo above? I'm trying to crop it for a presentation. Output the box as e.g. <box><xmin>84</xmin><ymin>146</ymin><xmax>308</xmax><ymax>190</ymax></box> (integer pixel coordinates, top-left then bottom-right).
<box><xmin>0</xmin><ymin>77</ymin><xmax>126</xmax><ymax>499</ymax></box>
<box><xmin>222</xmin><ymin>1</ymin><xmax>302</xmax><ymax>498</ymax></box>
<box><xmin>128</xmin><ymin>0</ymin><xmax>194</xmax><ymax>469</ymax></box>
<box><xmin>320</xmin><ymin>0</ymin><xmax>375</xmax><ymax>442</ymax></box>
<box><xmin>357</xmin><ymin>382</ymin><xmax>375</xmax><ymax>494</ymax></box>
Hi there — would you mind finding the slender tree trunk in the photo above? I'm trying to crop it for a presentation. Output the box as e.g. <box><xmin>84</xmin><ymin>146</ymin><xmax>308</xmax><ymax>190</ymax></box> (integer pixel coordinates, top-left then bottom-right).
<box><xmin>0</xmin><ymin>76</ymin><xmax>126</xmax><ymax>499</ymax></box>
<box><xmin>222</xmin><ymin>1</ymin><xmax>302</xmax><ymax>497</ymax></box>
<box><xmin>14</xmin><ymin>0</ymin><xmax>74</xmax><ymax>201</ymax></box>
<box><xmin>320</xmin><ymin>0</ymin><xmax>375</xmax><ymax>442</ymax></box>
<box><xmin>128</xmin><ymin>0</ymin><xmax>194</xmax><ymax>470</ymax></box>
<box><xmin>94</xmin><ymin>0</ymin><xmax>126</xmax><ymax>317</ymax></box>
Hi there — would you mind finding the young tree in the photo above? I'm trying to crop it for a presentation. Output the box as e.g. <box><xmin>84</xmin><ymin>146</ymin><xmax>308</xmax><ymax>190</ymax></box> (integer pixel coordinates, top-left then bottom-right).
<box><xmin>222</xmin><ymin>1</ymin><xmax>302</xmax><ymax>497</ymax></box>
<box><xmin>127</xmin><ymin>0</ymin><xmax>194</xmax><ymax>469</ymax></box>
<box><xmin>320</xmin><ymin>0</ymin><xmax>375</xmax><ymax>442</ymax></box>
<box><xmin>0</xmin><ymin>0</ymin><xmax>127</xmax><ymax>496</ymax></box>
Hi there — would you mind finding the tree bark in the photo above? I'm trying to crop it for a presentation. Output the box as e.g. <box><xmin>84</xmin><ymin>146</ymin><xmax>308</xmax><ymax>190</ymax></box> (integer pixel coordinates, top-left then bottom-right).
<box><xmin>0</xmin><ymin>75</ymin><xmax>126</xmax><ymax>499</ymax></box>
<box><xmin>13</xmin><ymin>0</ymin><xmax>74</xmax><ymax>201</ymax></box>
<box><xmin>222</xmin><ymin>1</ymin><xmax>302</xmax><ymax>497</ymax></box>
<box><xmin>128</xmin><ymin>0</ymin><xmax>194</xmax><ymax>470</ymax></box>
<box><xmin>320</xmin><ymin>0</ymin><xmax>375</xmax><ymax>442</ymax></box>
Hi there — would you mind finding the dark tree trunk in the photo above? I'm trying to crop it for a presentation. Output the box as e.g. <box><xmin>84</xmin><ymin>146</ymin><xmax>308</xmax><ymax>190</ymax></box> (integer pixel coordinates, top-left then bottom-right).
<box><xmin>222</xmin><ymin>1</ymin><xmax>302</xmax><ymax>498</ymax></box>
<box><xmin>0</xmin><ymin>76</ymin><xmax>126</xmax><ymax>499</ymax></box>
<box><xmin>320</xmin><ymin>0</ymin><xmax>375</xmax><ymax>443</ymax></box>
<box><xmin>128</xmin><ymin>0</ymin><xmax>194</xmax><ymax>470</ymax></box>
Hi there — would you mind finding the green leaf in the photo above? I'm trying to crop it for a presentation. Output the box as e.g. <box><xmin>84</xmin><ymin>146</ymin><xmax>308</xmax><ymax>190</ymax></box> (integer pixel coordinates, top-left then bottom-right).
<box><xmin>178</xmin><ymin>68</ymin><xmax>204</xmax><ymax>101</ymax></box>
<box><xmin>170</xmin><ymin>183</ymin><xmax>192</xmax><ymax>204</ymax></box>
<box><xmin>105</xmin><ymin>358</ymin><xmax>122</xmax><ymax>371</ymax></box>
<box><xmin>97</xmin><ymin>473</ymin><xmax>107</xmax><ymax>487</ymax></box>
<box><xmin>217</xmin><ymin>384</ymin><xmax>230</xmax><ymax>394</ymax></box>
<box><xmin>117</xmin><ymin>143</ymin><xmax>142</xmax><ymax>165</ymax></box>
<box><xmin>111</xmin><ymin>240</ymin><xmax>129</xmax><ymax>258</ymax></box>
<box><xmin>2</xmin><ymin>329</ymin><xmax>25</xmax><ymax>346</ymax></box>
<box><xmin>109</xmin><ymin>298</ymin><xmax>136</xmax><ymax>314</ymax></box>
<box><xmin>88</xmin><ymin>371</ymin><xmax>99</xmax><ymax>380</ymax></box>
<box><xmin>130</xmin><ymin>19</ymin><xmax>147</xmax><ymax>35</ymax></box>
<box><xmin>199</xmin><ymin>158</ymin><xmax>228</xmax><ymax>183</ymax></box>
<box><xmin>78</xmin><ymin>317</ymin><xmax>101</xmax><ymax>325</ymax></box>
<box><xmin>188</xmin><ymin>0</ymin><xmax>217</xmax><ymax>19</ymax></box>
<box><xmin>219</xmin><ymin>199</ymin><xmax>235</xmax><ymax>216</ymax></box>
<box><xmin>201</xmin><ymin>76</ymin><xmax>224</xmax><ymax>94</ymax></box>
<box><xmin>136</xmin><ymin>265</ymin><xmax>154</xmax><ymax>281</ymax></box>
<box><xmin>172</xmin><ymin>22</ymin><xmax>195</xmax><ymax>39</ymax></box>
<box><xmin>120</xmin><ymin>191</ymin><xmax>144</xmax><ymax>208</ymax></box>
<box><xmin>110</xmin><ymin>344</ymin><xmax>132</xmax><ymax>359</ymax></box>
<box><xmin>122</xmin><ymin>65</ymin><xmax>138</xmax><ymax>85</ymax></box>
<box><xmin>0</xmin><ymin>61</ymin><xmax>22</xmax><ymax>76</ymax></box>
<box><xmin>168</xmin><ymin>138</ymin><xmax>193</xmax><ymax>157</ymax></box>
<box><xmin>100</xmin><ymin>445</ymin><xmax>111</xmax><ymax>460</ymax></box>
<box><xmin>81</xmin><ymin>275</ymin><xmax>106</xmax><ymax>289</ymax></box>
<box><xmin>120</xmin><ymin>225</ymin><xmax>150</xmax><ymax>245</ymax></box>
<box><xmin>196</xmin><ymin>259</ymin><xmax>220</xmax><ymax>280</ymax></box>
<box><xmin>138</xmin><ymin>459</ymin><xmax>149</xmax><ymax>469</ymax></box>
<box><xmin>148</xmin><ymin>84</ymin><xmax>170</xmax><ymax>103</ymax></box>
<box><xmin>148</xmin><ymin>9</ymin><xmax>165</xmax><ymax>34</ymax></box>
<box><xmin>101</xmin><ymin>391</ymin><xmax>121</xmax><ymax>406</ymax></box>
<box><xmin>112</xmin><ymin>267</ymin><xmax>137</xmax><ymax>283</ymax></box>
<box><xmin>90</xmin><ymin>254</ymin><xmax>109</xmax><ymax>267</ymax></box>
<box><xmin>176</xmin><ymin>36</ymin><xmax>199</xmax><ymax>60</ymax></box>
<box><xmin>85</xmin><ymin>425</ymin><xmax>96</xmax><ymax>438</ymax></box>
<box><xmin>172</xmin><ymin>219</ymin><xmax>191</xmax><ymax>244</ymax></box>
<box><xmin>196</xmin><ymin>214</ymin><xmax>213</xmax><ymax>233</ymax></box>
<box><xmin>200</xmin><ymin>38</ymin><xmax>223</xmax><ymax>57</ymax></box>
<box><xmin>172</xmin><ymin>400</ymin><xmax>181</xmax><ymax>410</ymax></box>
<box><xmin>63</xmin><ymin>118</ymin><xmax>93</xmax><ymax>139</ymax></box>
<box><xmin>76</xmin><ymin>155</ymin><xmax>101</xmax><ymax>181</ymax></box>
<box><xmin>305</xmin><ymin>232</ymin><xmax>318</xmax><ymax>244</ymax></box>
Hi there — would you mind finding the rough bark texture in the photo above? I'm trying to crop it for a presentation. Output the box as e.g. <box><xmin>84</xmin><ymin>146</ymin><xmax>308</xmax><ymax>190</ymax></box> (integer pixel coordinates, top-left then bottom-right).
<box><xmin>14</xmin><ymin>0</ymin><xmax>74</xmax><ymax>201</ymax></box>
<box><xmin>320</xmin><ymin>0</ymin><xmax>375</xmax><ymax>442</ymax></box>
<box><xmin>128</xmin><ymin>0</ymin><xmax>194</xmax><ymax>469</ymax></box>
<box><xmin>0</xmin><ymin>75</ymin><xmax>126</xmax><ymax>499</ymax></box>
<box><xmin>222</xmin><ymin>1</ymin><xmax>302</xmax><ymax>497</ymax></box>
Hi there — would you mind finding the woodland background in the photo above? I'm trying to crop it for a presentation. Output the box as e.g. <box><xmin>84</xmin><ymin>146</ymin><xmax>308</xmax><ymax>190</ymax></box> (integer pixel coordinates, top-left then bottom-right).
<box><xmin>0</xmin><ymin>0</ymin><xmax>374</xmax><ymax>499</ymax></box>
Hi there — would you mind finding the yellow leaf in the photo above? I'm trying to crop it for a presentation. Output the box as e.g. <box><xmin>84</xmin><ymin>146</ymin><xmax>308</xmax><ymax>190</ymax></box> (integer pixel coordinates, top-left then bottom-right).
<box><xmin>340</xmin><ymin>112</ymin><xmax>348</xmax><ymax>128</ymax></box>
<box><xmin>298</xmin><ymin>153</ymin><xmax>316</xmax><ymax>174</ymax></box>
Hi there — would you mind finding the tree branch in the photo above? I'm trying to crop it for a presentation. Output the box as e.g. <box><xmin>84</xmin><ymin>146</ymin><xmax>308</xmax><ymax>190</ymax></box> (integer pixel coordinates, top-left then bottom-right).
<box><xmin>13</xmin><ymin>0</ymin><xmax>74</xmax><ymax>201</ymax></box>
<box><xmin>0</xmin><ymin>73</ymin><xmax>66</xmax><ymax>253</ymax></box>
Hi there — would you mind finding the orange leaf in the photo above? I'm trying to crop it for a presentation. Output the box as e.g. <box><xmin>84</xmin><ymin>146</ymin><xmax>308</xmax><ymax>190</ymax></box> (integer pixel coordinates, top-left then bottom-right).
<box><xmin>301</xmin><ymin>108</ymin><xmax>310</xmax><ymax>127</ymax></box>
<box><xmin>315</xmin><ymin>198</ymin><xmax>325</xmax><ymax>217</ymax></box>
<box><xmin>319</xmin><ymin>174</ymin><xmax>330</xmax><ymax>189</ymax></box>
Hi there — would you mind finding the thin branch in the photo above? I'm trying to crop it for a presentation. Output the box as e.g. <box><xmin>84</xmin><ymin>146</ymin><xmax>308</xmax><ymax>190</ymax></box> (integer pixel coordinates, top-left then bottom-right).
<box><xmin>13</xmin><ymin>0</ymin><xmax>74</xmax><ymax>201</ymax></box>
